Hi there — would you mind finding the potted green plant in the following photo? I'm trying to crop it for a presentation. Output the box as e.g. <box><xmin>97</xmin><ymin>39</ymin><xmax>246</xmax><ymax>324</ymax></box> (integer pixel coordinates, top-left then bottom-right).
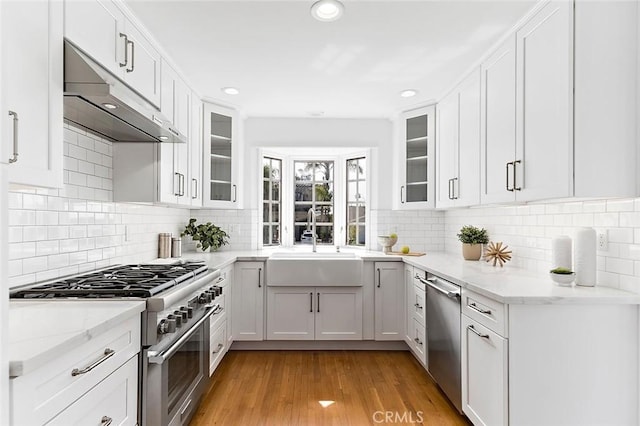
<box><xmin>181</xmin><ymin>218</ymin><xmax>229</xmax><ymax>252</ymax></box>
<box><xmin>457</xmin><ymin>225</ymin><xmax>489</xmax><ymax>260</ymax></box>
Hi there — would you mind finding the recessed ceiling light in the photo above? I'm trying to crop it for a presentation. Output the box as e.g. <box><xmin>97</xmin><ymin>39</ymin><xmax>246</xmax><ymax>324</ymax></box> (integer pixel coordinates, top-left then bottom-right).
<box><xmin>159</xmin><ymin>136</ymin><xmax>169</xmax><ymax>141</ymax></box>
<box><xmin>221</xmin><ymin>87</ymin><xmax>240</xmax><ymax>95</ymax></box>
<box><xmin>102</xmin><ymin>103</ymin><xmax>117</xmax><ymax>109</ymax></box>
<box><xmin>311</xmin><ymin>0</ymin><xmax>344</xmax><ymax>22</ymax></box>
<box><xmin>400</xmin><ymin>89</ymin><xmax>418</xmax><ymax>98</ymax></box>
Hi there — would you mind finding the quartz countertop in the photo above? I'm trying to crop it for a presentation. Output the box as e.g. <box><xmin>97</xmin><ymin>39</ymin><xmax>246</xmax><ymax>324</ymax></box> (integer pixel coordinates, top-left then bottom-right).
<box><xmin>9</xmin><ymin>300</ymin><xmax>145</xmax><ymax>377</ymax></box>
<box><xmin>169</xmin><ymin>249</ymin><xmax>640</xmax><ymax>305</ymax></box>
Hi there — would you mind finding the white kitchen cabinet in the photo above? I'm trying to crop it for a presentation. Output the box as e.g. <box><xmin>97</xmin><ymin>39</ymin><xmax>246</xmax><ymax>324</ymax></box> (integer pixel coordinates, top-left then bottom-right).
<box><xmin>189</xmin><ymin>94</ymin><xmax>203</xmax><ymax>207</ymax></box>
<box><xmin>461</xmin><ymin>315</ymin><xmax>508</xmax><ymax>426</ymax></box>
<box><xmin>232</xmin><ymin>261</ymin><xmax>264</xmax><ymax>341</ymax></box>
<box><xmin>46</xmin><ymin>355</ymin><xmax>138</xmax><ymax>426</ymax></box>
<box><xmin>218</xmin><ymin>264</ymin><xmax>233</xmax><ymax>348</ymax></box>
<box><xmin>1</xmin><ymin>0</ymin><xmax>63</xmax><ymax>188</ymax></box>
<box><xmin>209</xmin><ymin>319</ymin><xmax>227</xmax><ymax>376</ymax></box>
<box><xmin>203</xmin><ymin>102</ymin><xmax>241</xmax><ymax>208</ymax></box>
<box><xmin>406</xmin><ymin>268</ymin><xmax>427</xmax><ymax>366</ymax></box>
<box><xmin>266</xmin><ymin>286</ymin><xmax>363</xmax><ymax>340</ymax></box>
<box><xmin>64</xmin><ymin>0</ymin><xmax>161</xmax><ymax>107</ymax></box>
<box><xmin>395</xmin><ymin>105</ymin><xmax>436</xmax><ymax>209</ymax></box>
<box><xmin>436</xmin><ymin>69</ymin><xmax>480</xmax><ymax>208</ymax></box>
<box><xmin>374</xmin><ymin>262</ymin><xmax>404</xmax><ymax>341</ymax></box>
<box><xmin>10</xmin><ymin>315</ymin><xmax>140</xmax><ymax>425</ymax></box>
<box><xmin>403</xmin><ymin>265</ymin><xmax>414</xmax><ymax>345</ymax></box>
<box><xmin>514</xmin><ymin>0</ymin><xmax>573</xmax><ymax>202</ymax></box>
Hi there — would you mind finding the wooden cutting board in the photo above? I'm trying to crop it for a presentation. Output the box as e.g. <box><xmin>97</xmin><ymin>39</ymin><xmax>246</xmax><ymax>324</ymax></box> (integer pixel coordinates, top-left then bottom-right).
<box><xmin>388</xmin><ymin>252</ymin><xmax>426</xmax><ymax>257</ymax></box>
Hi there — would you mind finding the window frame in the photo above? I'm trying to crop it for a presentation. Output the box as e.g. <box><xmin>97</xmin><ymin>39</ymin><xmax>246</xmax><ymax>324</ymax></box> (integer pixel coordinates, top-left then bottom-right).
<box><xmin>262</xmin><ymin>156</ymin><xmax>282</xmax><ymax>246</ymax></box>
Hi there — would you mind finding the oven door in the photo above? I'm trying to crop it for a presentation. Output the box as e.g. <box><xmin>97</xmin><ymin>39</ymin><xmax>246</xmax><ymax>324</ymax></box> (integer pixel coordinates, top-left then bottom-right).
<box><xmin>144</xmin><ymin>307</ymin><xmax>218</xmax><ymax>426</ymax></box>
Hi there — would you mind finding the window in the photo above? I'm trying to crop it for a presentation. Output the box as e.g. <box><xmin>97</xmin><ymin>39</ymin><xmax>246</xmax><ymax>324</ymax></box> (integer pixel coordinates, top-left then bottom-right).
<box><xmin>294</xmin><ymin>161</ymin><xmax>334</xmax><ymax>245</ymax></box>
<box><xmin>263</xmin><ymin>157</ymin><xmax>281</xmax><ymax>245</ymax></box>
<box><xmin>346</xmin><ymin>157</ymin><xmax>366</xmax><ymax>246</ymax></box>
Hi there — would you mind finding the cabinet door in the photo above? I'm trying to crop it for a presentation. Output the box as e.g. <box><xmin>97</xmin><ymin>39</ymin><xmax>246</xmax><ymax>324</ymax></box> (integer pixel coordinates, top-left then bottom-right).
<box><xmin>404</xmin><ymin>265</ymin><xmax>414</xmax><ymax>345</ymax></box>
<box><xmin>409</xmin><ymin>318</ymin><xmax>427</xmax><ymax>366</ymax></box>
<box><xmin>397</xmin><ymin>105</ymin><xmax>436</xmax><ymax>209</ymax></box>
<box><xmin>46</xmin><ymin>355</ymin><xmax>138</xmax><ymax>426</ymax></box>
<box><xmin>190</xmin><ymin>95</ymin><xmax>203</xmax><ymax>207</ymax></box>
<box><xmin>480</xmin><ymin>37</ymin><xmax>517</xmax><ymax>204</ymax></box>
<box><xmin>456</xmin><ymin>69</ymin><xmax>481</xmax><ymax>207</ymax></box>
<box><xmin>203</xmin><ymin>103</ymin><xmax>239</xmax><ymax>208</ymax></box>
<box><xmin>209</xmin><ymin>320</ymin><xmax>227</xmax><ymax>376</ymax></box>
<box><xmin>515</xmin><ymin>1</ymin><xmax>573</xmax><ymax>202</ymax></box>
<box><xmin>435</xmin><ymin>92</ymin><xmax>458</xmax><ymax>209</ymax></box>
<box><xmin>461</xmin><ymin>315</ymin><xmax>508</xmax><ymax>426</ymax></box>
<box><xmin>374</xmin><ymin>262</ymin><xmax>404</xmax><ymax>341</ymax></box>
<box><xmin>174</xmin><ymin>80</ymin><xmax>190</xmax><ymax>206</ymax></box>
<box><xmin>266</xmin><ymin>287</ymin><xmax>315</xmax><ymax>340</ymax></box>
<box><xmin>315</xmin><ymin>288</ymin><xmax>362</xmax><ymax>340</ymax></box>
<box><xmin>232</xmin><ymin>262</ymin><xmax>264</xmax><ymax>341</ymax></box>
<box><xmin>121</xmin><ymin>20</ymin><xmax>160</xmax><ymax>107</ymax></box>
<box><xmin>2</xmin><ymin>0</ymin><xmax>63</xmax><ymax>187</ymax></box>
<box><xmin>64</xmin><ymin>0</ymin><xmax>125</xmax><ymax>78</ymax></box>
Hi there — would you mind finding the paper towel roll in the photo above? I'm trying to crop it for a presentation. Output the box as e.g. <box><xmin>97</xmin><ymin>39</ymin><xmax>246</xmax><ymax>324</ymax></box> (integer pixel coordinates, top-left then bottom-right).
<box><xmin>551</xmin><ymin>235</ymin><xmax>572</xmax><ymax>270</ymax></box>
<box><xmin>574</xmin><ymin>227</ymin><xmax>596</xmax><ymax>287</ymax></box>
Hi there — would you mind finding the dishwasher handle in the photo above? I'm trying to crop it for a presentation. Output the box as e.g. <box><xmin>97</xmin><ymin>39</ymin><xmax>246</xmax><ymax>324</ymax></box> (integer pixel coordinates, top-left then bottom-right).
<box><xmin>418</xmin><ymin>276</ymin><xmax>460</xmax><ymax>299</ymax></box>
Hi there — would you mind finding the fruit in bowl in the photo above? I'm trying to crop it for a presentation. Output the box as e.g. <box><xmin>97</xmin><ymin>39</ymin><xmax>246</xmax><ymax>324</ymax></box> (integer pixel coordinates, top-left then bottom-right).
<box><xmin>549</xmin><ymin>267</ymin><xmax>575</xmax><ymax>286</ymax></box>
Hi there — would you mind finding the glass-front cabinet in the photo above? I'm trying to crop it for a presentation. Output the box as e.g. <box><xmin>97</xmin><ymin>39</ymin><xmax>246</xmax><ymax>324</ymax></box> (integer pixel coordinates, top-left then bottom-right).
<box><xmin>203</xmin><ymin>102</ymin><xmax>240</xmax><ymax>208</ymax></box>
<box><xmin>396</xmin><ymin>105</ymin><xmax>436</xmax><ymax>209</ymax></box>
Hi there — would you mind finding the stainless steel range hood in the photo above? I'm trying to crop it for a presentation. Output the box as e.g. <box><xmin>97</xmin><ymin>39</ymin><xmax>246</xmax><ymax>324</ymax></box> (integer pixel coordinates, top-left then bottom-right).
<box><xmin>63</xmin><ymin>41</ymin><xmax>185</xmax><ymax>143</ymax></box>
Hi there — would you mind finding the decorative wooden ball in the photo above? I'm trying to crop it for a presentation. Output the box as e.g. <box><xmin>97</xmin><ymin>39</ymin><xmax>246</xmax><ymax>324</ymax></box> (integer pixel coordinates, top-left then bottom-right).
<box><xmin>484</xmin><ymin>241</ymin><xmax>512</xmax><ymax>267</ymax></box>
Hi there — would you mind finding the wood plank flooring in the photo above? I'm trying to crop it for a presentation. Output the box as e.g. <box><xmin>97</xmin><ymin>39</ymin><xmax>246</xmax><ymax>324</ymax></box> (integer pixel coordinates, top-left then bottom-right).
<box><xmin>190</xmin><ymin>351</ymin><xmax>471</xmax><ymax>425</ymax></box>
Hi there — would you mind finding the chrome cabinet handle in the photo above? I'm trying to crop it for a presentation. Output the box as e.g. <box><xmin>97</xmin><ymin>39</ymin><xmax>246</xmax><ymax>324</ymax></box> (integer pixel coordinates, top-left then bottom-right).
<box><xmin>71</xmin><ymin>348</ymin><xmax>115</xmax><ymax>376</ymax></box>
<box><xmin>317</xmin><ymin>292</ymin><xmax>320</xmax><ymax>313</ymax></box>
<box><xmin>310</xmin><ymin>292</ymin><xmax>313</xmax><ymax>313</ymax></box>
<box><xmin>400</xmin><ymin>185</ymin><xmax>405</xmax><ymax>203</ymax></box>
<box><xmin>8</xmin><ymin>111</ymin><xmax>18</xmax><ymax>163</ymax></box>
<box><xmin>468</xmin><ymin>324</ymin><xmax>490</xmax><ymax>339</ymax></box>
<box><xmin>414</xmin><ymin>303</ymin><xmax>423</xmax><ymax>310</ymax></box>
<box><xmin>469</xmin><ymin>302</ymin><xmax>492</xmax><ymax>315</ymax></box>
<box><xmin>212</xmin><ymin>343</ymin><xmax>224</xmax><ymax>354</ymax></box>
<box><xmin>174</xmin><ymin>172</ymin><xmax>181</xmax><ymax>196</ymax></box>
<box><xmin>414</xmin><ymin>337</ymin><xmax>423</xmax><ymax>346</ymax></box>
<box><xmin>192</xmin><ymin>178</ymin><xmax>198</xmax><ymax>199</ymax></box>
<box><xmin>506</xmin><ymin>161</ymin><xmax>514</xmax><ymax>191</ymax></box>
<box><xmin>126</xmin><ymin>40</ymin><xmax>135</xmax><ymax>73</ymax></box>
<box><xmin>101</xmin><ymin>416</ymin><xmax>113</xmax><ymax>426</ymax></box>
<box><xmin>258</xmin><ymin>267</ymin><xmax>262</xmax><ymax>288</ymax></box>
<box><xmin>377</xmin><ymin>268</ymin><xmax>381</xmax><ymax>288</ymax></box>
<box><xmin>448</xmin><ymin>178</ymin><xmax>453</xmax><ymax>200</ymax></box>
<box><xmin>180</xmin><ymin>173</ymin><xmax>185</xmax><ymax>196</ymax></box>
<box><xmin>119</xmin><ymin>33</ymin><xmax>128</xmax><ymax>68</ymax></box>
<box><xmin>452</xmin><ymin>177</ymin><xmax>458</xmax><ymax>199</ymax></box>
<box><xmin>513</xmin><ymin>159</ymin><xmax>522</xmax><ymax>191</ymax></box>
<box><xmin>232</xmin><ymin>184</ymin><xmax>237</xmax><ymax>203</ymax></box>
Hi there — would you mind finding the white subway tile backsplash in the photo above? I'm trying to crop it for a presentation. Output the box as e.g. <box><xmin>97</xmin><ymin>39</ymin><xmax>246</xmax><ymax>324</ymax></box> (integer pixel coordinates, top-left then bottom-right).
<box><xmin>36</xmin><ymin>241</ymin><xmax>59</xmax><ymax>256</ymax></box>
<box><xmin>22</xmin><ymin>257</ymin><xmax>48</xmax><ymax>274</ymax></box>
<box><xmin>67</xmin><ymin>144</ymin><xmax>87</xmax><ymax>161</ymax></box>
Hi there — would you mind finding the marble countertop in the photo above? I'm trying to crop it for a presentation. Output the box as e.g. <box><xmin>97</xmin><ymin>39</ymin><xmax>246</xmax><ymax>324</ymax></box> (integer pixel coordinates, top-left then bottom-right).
<box><xmin>170</xmin><ymin>249</ymin><xmax>640</xmax><ymax>305</ymax></box>
<box><xmin>9</xmin><ymin>300</ymin><xmax>145</xmax><ymax>377</ymax></box>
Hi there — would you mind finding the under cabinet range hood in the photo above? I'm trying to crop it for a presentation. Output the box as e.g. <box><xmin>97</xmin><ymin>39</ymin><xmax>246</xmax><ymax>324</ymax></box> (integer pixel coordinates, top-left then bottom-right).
<box><xmin>63</xmin><ymin>41</ymin><xmax>185</xmax><ymax>143</ymax></box>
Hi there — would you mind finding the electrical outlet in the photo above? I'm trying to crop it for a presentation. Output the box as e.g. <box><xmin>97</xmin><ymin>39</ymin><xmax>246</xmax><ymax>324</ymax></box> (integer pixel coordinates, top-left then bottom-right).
<box><xmin>598</xmin><ymin>232</ymin><xmax>608</xmax><ymax>251</ymax></box>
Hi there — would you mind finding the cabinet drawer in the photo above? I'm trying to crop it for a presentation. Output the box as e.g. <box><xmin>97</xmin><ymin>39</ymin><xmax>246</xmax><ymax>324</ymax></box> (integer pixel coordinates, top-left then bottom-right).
<box><xmin>411</xmin><ymin>284</ymin><xmax>426</xmax><ymax>326</ymax></box>
<box><xmin>11</xmin><ymin>315</ymin><xmax>141</xmax><ymax>425</ymax></box>
<box><xmin>462</xmin><ymin>290</ymin><xmax>507</xmax><ymax>336</ymax></box>
<box><xmin>46</xmin><ymin>355</ymin><xmax>138</xmax><ymax>426</ymax></box>
<box><xmin>210</xmin><ymin>293</ymin><xmax>227</xmax><ymax>331</ymax></box>
<box><xmin>209</xmin><ymin>320</ymin><xmax>227</xmax><ymax>376</ymax></box>
<box><xmin>410</xmin><ymin>318</ymin><xmax>427</xmax><ymax>366</ymax></box>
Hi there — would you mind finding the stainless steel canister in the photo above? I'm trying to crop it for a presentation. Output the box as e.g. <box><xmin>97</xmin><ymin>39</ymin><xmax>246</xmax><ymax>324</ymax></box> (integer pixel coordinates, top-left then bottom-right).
<box><xmin>171</xmin><ymin>237</ymin><xmax>182</xmax><ymax>258</ymax></box>
<box><xmin>158</xmin><ymin>233</ymin><xmax>172</xmax><ymax>258</ymax></box>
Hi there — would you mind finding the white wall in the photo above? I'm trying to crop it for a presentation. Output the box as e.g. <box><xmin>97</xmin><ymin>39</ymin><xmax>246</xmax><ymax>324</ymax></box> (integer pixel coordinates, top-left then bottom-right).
<box><xmin>445</xmin><ymin>199</ymin><xmax>640</xmax><ymax>293</ymax></box>
<box><xmin>243</xmin><ymin>117</ymin><xmax>394</xmax><ymax>211</ymax></box>
<box><xmin>6</xmin><ymin>124</ymin><xmax>190</xmax><ymax>288</ymax></box>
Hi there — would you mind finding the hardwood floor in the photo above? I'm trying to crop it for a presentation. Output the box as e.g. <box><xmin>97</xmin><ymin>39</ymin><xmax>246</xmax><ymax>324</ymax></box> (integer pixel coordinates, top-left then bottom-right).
<box><xmin>191</xmin><ymin>351</ymin><xmax>471</xmax><ymax>425</ymax></box>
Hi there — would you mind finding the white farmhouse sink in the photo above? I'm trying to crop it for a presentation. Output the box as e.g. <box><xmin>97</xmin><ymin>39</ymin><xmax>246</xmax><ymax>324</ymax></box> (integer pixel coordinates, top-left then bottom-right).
<box><xmin>269</xmin><ymin>251</ymin><xmax>356</xmax><ymax>259</ymax></box>
<box><xmin>266</xmin><ymin>254</ymin><xmax>363</xmax><ymax>286</ymax></box>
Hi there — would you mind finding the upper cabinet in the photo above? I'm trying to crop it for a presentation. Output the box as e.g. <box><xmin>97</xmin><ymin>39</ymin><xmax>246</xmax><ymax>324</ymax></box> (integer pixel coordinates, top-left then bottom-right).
<box><xmin>436</xmin><ymin>69</ymin><xmax>481</xmax><ymax>208</ymax></box>
<box><xmin>64</xmin><ymin>0</ymin><xmax>161</xmax><ymax>107</ymax></box>
<box><xmin>190</xmin><ymin>94</ymin><xmax>203</xmax><ymax>207</ymax></box>
<box><xmin>203</xmin><ymin>102</ymin><xmax>241</xmax><ymax>209</ymax></box>
<box><xmin>1</xmin><ymin>0</ymin><xmax>64</xmax><ymax>188</ymax></box>
<box><xmin>395</xmin><ymin>105</ymin><xmax>436</xmax><ymax>209</ymax></box>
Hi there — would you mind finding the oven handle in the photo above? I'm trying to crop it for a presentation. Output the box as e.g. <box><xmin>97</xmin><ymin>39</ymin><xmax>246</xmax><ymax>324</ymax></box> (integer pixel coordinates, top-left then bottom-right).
<box><xmin>147</xmin><ymin>305</ymin><xmax>219</xmax><ymax>365</ymax></box>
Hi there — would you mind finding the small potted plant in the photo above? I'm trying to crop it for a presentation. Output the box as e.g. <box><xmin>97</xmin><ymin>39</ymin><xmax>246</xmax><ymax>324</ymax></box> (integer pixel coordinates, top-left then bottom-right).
<box><xmin>457</xmin><ymin>225</ymin><xmax>489</xmax><ymax>260</ymax></box>
<box><xmin>549</xmin><ymin>267</ymin><xmax>575</xmax><ymax>286</ymax></box>
<box><xmin>181</xmin><ymin>218</ymin><xmax>229</xmax><ymax>252</ymax></box>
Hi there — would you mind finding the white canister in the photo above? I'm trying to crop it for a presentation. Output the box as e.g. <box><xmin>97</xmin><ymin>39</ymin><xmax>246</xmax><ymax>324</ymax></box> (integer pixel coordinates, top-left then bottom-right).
<box><xmin>551</xmin><ymin>235</ymin><xmax>572</xmax><ymax>270</ymax></box>
<box><xmin>574</xmin><ymin>227</ymin><xmax>596</xmax><ymax>287</ymax></box>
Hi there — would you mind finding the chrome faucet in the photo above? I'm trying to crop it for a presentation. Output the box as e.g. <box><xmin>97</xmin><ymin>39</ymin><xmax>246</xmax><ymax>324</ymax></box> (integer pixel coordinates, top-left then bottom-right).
<box><xmin>307</xmin><ymin>207</ymin><xmax>318</xmax><ymax>252</ymax></box>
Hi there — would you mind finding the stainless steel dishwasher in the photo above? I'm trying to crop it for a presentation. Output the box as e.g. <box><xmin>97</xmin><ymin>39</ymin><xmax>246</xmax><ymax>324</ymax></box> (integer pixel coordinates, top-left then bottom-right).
<box><xmin>424</xmin><ymin>273</ymin><xmax>462</xmax><ymax>413</ymax></box>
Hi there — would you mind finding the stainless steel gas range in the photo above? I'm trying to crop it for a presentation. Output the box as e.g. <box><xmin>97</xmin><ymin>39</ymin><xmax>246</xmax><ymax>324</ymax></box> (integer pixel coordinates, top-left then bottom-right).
<box><xmin>10</xmin><ymin>261</ymin><xmax>225</xmax><ymax>426</ymax></box>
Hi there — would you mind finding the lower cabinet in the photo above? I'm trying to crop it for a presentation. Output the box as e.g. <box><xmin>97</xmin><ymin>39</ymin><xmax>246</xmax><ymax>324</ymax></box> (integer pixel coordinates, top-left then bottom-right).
<box><xmin>232</xmin><ymin>261</ymin><xmax>265</xmax><ymax>341</ymax></box>
<box><xmin>209</xmin><ymin>317</ymin><xmax>227</xmax><ymax>376</ymax></box>
<box><xmin>266</xmin><ymin>286</ymin><xmax>363</xmax><ymax>340</ymax></box>
<box><xmin>374</xmin><ymin>261</ymin><xmax>404</xmax><ymax>341</ymax></box>
<box><xmin>405</xmin><ymin>266</ymin><xmax>427</xmax><ymax>366</ymax></box>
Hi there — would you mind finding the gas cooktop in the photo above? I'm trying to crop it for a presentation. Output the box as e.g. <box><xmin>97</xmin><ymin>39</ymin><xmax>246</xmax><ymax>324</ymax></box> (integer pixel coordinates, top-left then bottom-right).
<box><xmin>10</xmin><ymin>262</ymin><xmax>209</xmax><ymax>299</ymax></box>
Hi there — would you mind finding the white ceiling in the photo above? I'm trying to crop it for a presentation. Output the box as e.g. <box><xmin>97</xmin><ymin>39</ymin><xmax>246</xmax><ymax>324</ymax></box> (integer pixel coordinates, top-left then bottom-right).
<box><xmin>125</xmin><ymin>0</ymin><xmax>536</xmax><ymax>118</ymax></box>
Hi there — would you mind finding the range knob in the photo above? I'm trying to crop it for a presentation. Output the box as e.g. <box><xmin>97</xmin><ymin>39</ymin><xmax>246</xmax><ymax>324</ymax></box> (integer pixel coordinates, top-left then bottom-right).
<box><xmin>158</xmin><ymin>318</ymin><xmax>177</xmax><ymax>334</ymax></box>
<box><xmin>175</xmin><ymin>309</ymin><xmax>188</xmax><ymax>321</ymax></box>
<box><xmin>181</xmin><ymin>306</ymin><xmax>193</xmax><ymax>318</ymax></box>
<box><xmin>198</xmin><ymin>292</ymin><xmax>211</xmax><ymax>305</ymax></box>
<box><xmin>168</xmin><ymin>314</ymin><xmax>182</xmax><ymax>327</ymax></box>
